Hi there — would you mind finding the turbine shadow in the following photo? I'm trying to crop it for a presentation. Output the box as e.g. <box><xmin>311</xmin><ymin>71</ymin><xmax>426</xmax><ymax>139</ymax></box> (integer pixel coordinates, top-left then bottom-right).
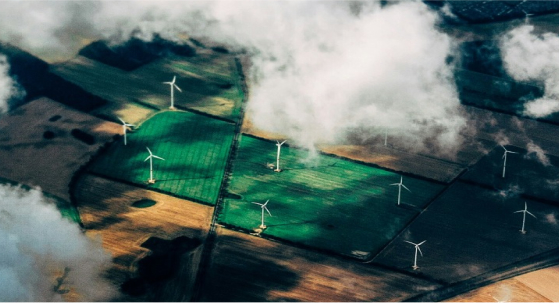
<box><xmin>265</xmin><ymin>219</ymin><xmax>317</xmax><ymax>228</ymax></box>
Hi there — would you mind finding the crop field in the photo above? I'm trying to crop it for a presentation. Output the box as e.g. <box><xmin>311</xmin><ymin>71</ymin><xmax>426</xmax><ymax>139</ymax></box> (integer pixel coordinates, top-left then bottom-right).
<box><xmin>88</xmin><ymin>111</ymin><xmax>235</xmax><ymax>205</ymax></box>
<box><xmin>198</xmin><ymin>227</ymin><xmax>441</xmax><ymax>302</ymax></box>
<box><xmin>74</xmin><ymin>174</ymin><xmax>213</xmax><ymax>299</ymax></box>
<box><xmin>460</xmin><ymin>144</ymin><xmax>559</xmax><ymax>203</ymax></box>
<box><xmin>373</xmin><ymin>181</ymin><xmax>559</xmax><ymax>284</ymax></box>
<box><xmin>0</xmin><ymin>97</ymin><xmax>121</xmax><ymax>202</ymax></box>
<box><xmin>218</xmin><ymin>135</ymin><xmax>446</xmax><ymax>259</ymax></box>
<box><xmin>52</xmin><ymin>51</ymin><xmax>244</xmax><ymax>122</ymax></box>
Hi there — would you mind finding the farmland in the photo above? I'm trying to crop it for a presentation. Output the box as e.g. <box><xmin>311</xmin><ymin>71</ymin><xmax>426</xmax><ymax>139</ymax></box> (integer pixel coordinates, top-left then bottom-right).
<box><xmin>74</xmin><ymin>174</ymin><xmax>213</xmax><ymax>301</ymax></box>
<box><xmin>218</xmin><ymin>135</ymin><xmax>446</xmax><ymax>259</ymax></box>
<box><xmin>460</xmin><ymin>144</ymin><xmax>559</xmax><ymax>203</ymax></box>
<box><xmin>372</xmin><ymin>181</ymin><xmax>559</xmax><ymax>284</ymax></box>
<box><xmin>51</xmin><ymin>50</ymin><xmax>245</xmax><ymax>123</ymax></box>
<box><xmin>88</xmin><ymin>110</ymin><xmax>235</xmax><ymax>205</ymax></box>
<box><xmin>198</xmin><ymin>227</ymin><xmax>441</xmax><ymax>302</ymax></box>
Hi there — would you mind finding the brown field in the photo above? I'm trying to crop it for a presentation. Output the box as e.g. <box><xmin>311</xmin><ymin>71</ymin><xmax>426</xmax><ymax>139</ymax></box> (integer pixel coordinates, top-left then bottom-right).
<box><xmin>449</xmin><ymin>264</ymin><xmax>559</xmax><ymax>302</ymax></box>
<box><xmin>199</xmin><ymin>227</ymin><xmax>441</xmax><ymax>302</ymax></box>
<box><xmin>0</xmin><ymin>97</ymin><xmax>120</xmax><ymax>201</ymax></box>
<box><xmin>74</xmin><ymin>173</ymin><xmax>214</xmax><ymax>300</ymax></box>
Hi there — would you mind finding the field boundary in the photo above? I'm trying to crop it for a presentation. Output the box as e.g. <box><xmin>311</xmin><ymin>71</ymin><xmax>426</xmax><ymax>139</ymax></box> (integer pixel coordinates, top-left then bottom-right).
<box><xmin>191</xmin><ymin>56</ymin><xmax>248</xmax><ymax>301</ymax></box>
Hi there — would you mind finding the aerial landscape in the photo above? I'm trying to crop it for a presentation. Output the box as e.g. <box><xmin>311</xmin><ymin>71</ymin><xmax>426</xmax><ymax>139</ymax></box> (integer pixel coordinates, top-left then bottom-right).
<box><xmin>2</xmin><ymin>0</ymin><xmax>559</xmax><ymax>301</ymax></box>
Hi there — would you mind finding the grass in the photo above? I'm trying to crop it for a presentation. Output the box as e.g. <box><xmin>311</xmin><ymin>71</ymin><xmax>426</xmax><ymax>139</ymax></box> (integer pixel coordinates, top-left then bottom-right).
<box><xmin>218</xmin><ymin>135</ymin><xmax>446</xmax><ymax>259</ymax></box>
<box><xmin>460</xmin><ymin>145</ymin><xmax>559</xmax><ymax>203</ymax></box>
<box><xmin>88</xmin><ymin>110</ymin><xmax>235</xmax><ymax>205</ymax></box>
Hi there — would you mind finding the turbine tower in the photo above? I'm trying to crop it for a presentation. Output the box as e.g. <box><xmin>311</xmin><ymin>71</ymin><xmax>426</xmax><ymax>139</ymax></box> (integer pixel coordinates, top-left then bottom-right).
<box><xmin>117</xmin><ymin>117</ymin><xmax>134</xmax><ymax>146</ymax></box>
<box><xmin>514</xmin><ymin>202</ymin><xmax>536</xmax><ymax>234</ymax></box>
<box><xmin>390</xmin><ymin>176</ymin><xmax>411</xmax><ymax>206</ymax></box>
<box><xmin>501</xmin><ymin>144</ymin><xmax>518</xmax><ymax>178</ymax></box>
<box><xmin>144</xmin><ymin>147</ymin><xmax>165</xmax><ymax>184</ymax></box>
<box><xmin>252</xmin><ymin>200</ymin><xmax>272</xmax><ymax>229</ymax></box>
<box><xmin>163</xmin><ymin>75</ymin><xmax>182</xmax><ymax>110</ymax></box>
<box><xmin>404</xmin><ymin>240</ymin><xmax>426</xmax><ymax>270</ymax></box>
<box><xmin>275</xmin><ymin>140</ymin><xmax>286</xmax><ymax>172</ymax></box>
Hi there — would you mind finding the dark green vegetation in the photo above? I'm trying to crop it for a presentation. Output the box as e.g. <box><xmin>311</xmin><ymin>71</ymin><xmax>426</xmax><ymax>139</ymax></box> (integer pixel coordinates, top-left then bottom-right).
<box><xmin>218</xmin><ymin>135</ymin><xmax>446</xmax><ymax>259</ymax></box>
<box><xmin>132</xmin><ymin>199</ymin><xmax>157</xmax><ymax>208</ymax></box>
<box><xmin>373</xmin><ymin>181</ymin><xmax>559</xmax><ymax>284</ymax></box>
<box><xmin>89</xmin><ymin>111</ymin><xmax>235</xmax><ymax>205</ymax></box>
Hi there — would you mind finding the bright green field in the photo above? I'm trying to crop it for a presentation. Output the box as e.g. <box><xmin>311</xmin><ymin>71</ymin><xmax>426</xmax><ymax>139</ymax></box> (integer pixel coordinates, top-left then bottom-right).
<box><xmin>218</xmin><ymin>135</ymin><xmax>446</xmax><ymax>259</ymax></box>
<box><xmin>89</xmin><ymin>111</ymin><xmax>235</xmax><ymax>205</ymax></box>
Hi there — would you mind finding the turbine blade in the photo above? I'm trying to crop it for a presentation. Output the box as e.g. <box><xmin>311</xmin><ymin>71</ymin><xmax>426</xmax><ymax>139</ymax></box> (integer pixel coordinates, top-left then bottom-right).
<box><xmin>500</xmin><ymin>144</ymin><xmax>507</xmax><ymax>151</ymax></box>
<box><xmin>514</xmin><ymin>210</ymin><xmax>523</xmax><ymax>214</ymax></box>
<box><xmin>527</xmin><ymin>211</ymin><xmax>536</xmax><ymax>218</ymax></box>
<box><xmin>117</xmin><ymin>117</ymin><xmax>125</xmax><ymax>124</ymax></box>
<box><xmin>172</xmin><ymin>75</ymin><xmax>176</xmax><ymax>83</ymax></box>
<box><xmin>252</xmin><ymin>202</ymin><xmax>263</xmax><ymax>206</ymax></box>
<box><xmin>417</xmin><ymin>246</ymin><xmax>423</xmax><ymax>257</ymax></box>
<box><xmin>401</xmin><ymin>184</ymin><xmax>411</xmax><ymax>192</ymax></box>
<box><xmin>403</xmin><ymin>240</ymin><xmax>416</xmax><ymax>245</ymax></box>
<box><xmin>125</xmin><ymin>123</ymin><xmax>135</xmax><ymax>127</ymax></box>
<box><xmin>163</xmin><ymin>81</ymin><xmax>172</xmax><ymax>85</ymax></box>
<box><xmin>418</xmin><ymin>240</ymin><xmax>426</xmax><ymax>245</ymax></box>
<box><xmin>264</xmin><ymin>206</ymin><xmax>272</xmax><ymax>216</ymax></box>
<box><xmin>146</xmin><ymin>147</ymin><xmax>152</xmax><ymax>155</ymax></box>
<box><xmin>510</xmin><ymin>151</ymin><xmax>518</xmax><ymax>154</ymax></box>
<box><xmin>390</xmin><ymin>183</ymin><xmax>399</xmax><ymax>186</ymax></box>
<box><xmin>263</xmin><ymin>200</ymin><xmax>270</xmax><ymax>206</ymax></box>
<box><xmin>174</xmin><ymin>84</ymin><xmax>182</xmax><ymax>92</ymax></box>
<box><xmin>153</xmin><ymin>155</ymin><xmax>165</xmax><ymax>161</ymax></box>
<box><xmin>144</xmin><ymin>155</ymin><xmax>151</xmax><ymax>162</ymax></box>
<box><xmin>280</xmin><ymin>140</ymin><xmax>286</xmax><ymax>145</ymax></box>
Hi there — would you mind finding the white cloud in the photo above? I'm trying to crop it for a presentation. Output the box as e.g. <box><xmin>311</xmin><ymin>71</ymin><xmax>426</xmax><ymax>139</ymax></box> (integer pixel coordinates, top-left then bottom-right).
<box><xmin>0</xmin><ymin>184</ymin><xmax>116</xmax><ymax>301</ymax></box>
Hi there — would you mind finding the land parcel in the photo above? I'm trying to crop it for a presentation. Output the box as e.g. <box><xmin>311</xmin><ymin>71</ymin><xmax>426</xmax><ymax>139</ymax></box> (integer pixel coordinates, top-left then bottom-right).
<box><xmin>51</xmin><ymin>51</ymin><xmax>244</xmax><ymax>123</ymax></box>
<box><xmin>218</xmin><ymin>135</ymin><xmax>446</xmax><ymax>260</ymax></box>
<box><xmin>373</xmin><ymin>181</ymin><xmax>559</xmax><ymax>285</ymax></box>
<box><xmin>88</xmin><ymin>110</ymin><xmax>235</xmax><ymax>205</ymax></box>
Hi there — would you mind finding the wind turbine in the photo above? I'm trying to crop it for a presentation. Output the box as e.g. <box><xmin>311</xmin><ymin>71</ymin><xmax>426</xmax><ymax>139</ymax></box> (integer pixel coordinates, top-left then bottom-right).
<box><xmin>501</xmin><ymin>145</ymin><xmax>518</xmax><ymax>178</ymax></box>
<box><xmin>390</xmin><ymin>176</ymin><xmax>411</xmax><ymax>206</ymax></box>
<box><xmin>404</xmin><ymin>240</ymin><xmax>426</xmax><ymax>270</ymax></box>
<box><xmin>144</xmin><ymin>147</ymin><xmax>165</xmax><ymax>184</ymax></box>
<box><xmin>117</xmin><ymin>117</ymin><xmax>134</xmax><ymax>146</ymax></box>
<box><xmin>252</xmin><ymin>200</ymin><xmax>272</xmax><ymax>229</ymax></box>
<box><xmin>274</xmin><ymin>140</ymin><xmax>286</xmax><ymax>172</ymax></box>
<box><xmin>514</xmin><ymin>202</ymin><xmax>536</xmax><ymax>234</ymax></box>
<box><xmin>163</xmin><ymin>75</ymin><xmax>182</xmax><ymax>109</ymax></box>
<box><xmin>384</xmin><ymin>129</ymin><xmax>388</xmax><ymax>146</ymax></box>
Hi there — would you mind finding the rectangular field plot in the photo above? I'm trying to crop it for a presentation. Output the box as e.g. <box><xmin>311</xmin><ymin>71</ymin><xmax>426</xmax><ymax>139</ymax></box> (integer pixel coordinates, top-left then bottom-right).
<box><xmin>218</xmin><ymin>135</ymin><xmax>446</xmax><ymax>259</ymax></box>
<box><xmin>88</xmin><ymin>111</ymin><xmax>235</xmax><ymax>205</ymax></box>
<box><xmin>52</xmin><ymin>53</ymin><xmax>244</xmax><ymax>122</ymax></box>
<box><xmin>373</xmin><ymin>181</ymin><xmax>559</xmax><ymax>284</ymax></box>
<box><xmin>460</xmin><ymin>145</ymin><xmax>559</xmax><ymax>203</ymax></box>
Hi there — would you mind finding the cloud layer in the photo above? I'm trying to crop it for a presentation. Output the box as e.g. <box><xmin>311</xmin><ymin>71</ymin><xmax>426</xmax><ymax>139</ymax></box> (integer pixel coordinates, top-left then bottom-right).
<box><xmin>0</xmin><ymin>0</ymin><xmax>468</xmax><ymax>157</ymax></box>
<box><xmin>501</xmin><ymin>25</ymin><xmax>559</xmax><ymax>118</ymax></box>
<box><xmin>0</xmin><ymin>185</ymin><xmax>116</xmax><ymax>301</ymax></box>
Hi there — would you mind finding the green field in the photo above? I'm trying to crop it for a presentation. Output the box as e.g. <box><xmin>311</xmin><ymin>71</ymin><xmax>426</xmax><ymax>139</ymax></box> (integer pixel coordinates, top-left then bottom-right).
<box><xmin>89</xmin><ymin>110</ymin><xmax>235</xmax><ymax>205</ymax></box>
<box><xmin>218</xmin><ymin>135</ymin><xmax>446</xmax><ymax>259</ymax></box>
<box><xmin>52</xmin><ymin>52</ymin><xmax>245</xmax><ymax>122</ymax></box>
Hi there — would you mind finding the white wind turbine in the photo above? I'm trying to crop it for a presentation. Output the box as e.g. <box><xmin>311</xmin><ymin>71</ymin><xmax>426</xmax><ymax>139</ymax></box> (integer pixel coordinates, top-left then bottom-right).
<box><xmin>252</xmin><ymin>200</ymin><xmax>272</xmax><ymax>229</ymax></box>
<box><xmin>390</xmin><ymin>176</ymin><xmax>411</xmax><ymax>206</ymax></box>
<box><xmin>404</xmin><ymin>240</ymin><xmax>426</xmax><ymax>270</ymax></box>
<box><xmin>501</xmin><ymin>145</ymin><xmax>518</xmax><ymax>178</ymax></box>
<box><xmin>144</xmin><ymin>147</ymin><xmax>165</xmax><ymax>184</ymax></box>
<box><xmin>274</xmin><ymin>140</ymin><xmax>287</xmax><ymax>172</ymax></box>
<box><xmin>163</xmin><ymin>75</ymin><xmax>182</xmax><ymax>109</ymax></box>
<box><xmin>117</xmin><ymin>117</ymin><xmax>134</xmax><ymax>146</ymax></box>
<box><xmin>514</xmin><ymin>202</ymin><xmax>536</xmax><ymax>234</ymax></box>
